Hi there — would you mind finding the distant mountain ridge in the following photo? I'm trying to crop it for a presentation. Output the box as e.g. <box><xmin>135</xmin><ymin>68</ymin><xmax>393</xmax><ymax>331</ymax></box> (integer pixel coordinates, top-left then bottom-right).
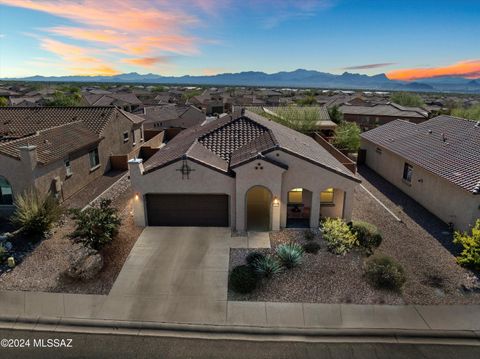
<box><xmin>2</xmin><ymin>69</ymin><xmax>479</xmax><ymax>93</ymax></box>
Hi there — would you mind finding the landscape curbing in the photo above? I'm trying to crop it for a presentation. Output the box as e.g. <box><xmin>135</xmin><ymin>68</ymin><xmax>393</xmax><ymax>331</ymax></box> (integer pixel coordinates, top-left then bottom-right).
<box><xmin>1</xmin><ymin>313</ymin><xmax>480</xmax><ymax>345</ymax></box>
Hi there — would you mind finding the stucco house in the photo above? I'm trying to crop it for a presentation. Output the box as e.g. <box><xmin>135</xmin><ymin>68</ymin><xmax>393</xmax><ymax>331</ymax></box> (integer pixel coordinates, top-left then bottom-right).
<box><xmin>138</xmin><ymin>104</ymin><xmax>205</xmax><ymax>130</ymax></box>
<box><xmin>129</xmin><ymin>110</ymin><xmax>360</xmax><ymax>232</ymax></box>
<box><xmin>360</xmin><ymin>115</ymin><xmax>480</xmax><ymax>231</ymax></box>
<box><xmin>0</xmin><ymin>106</ymin><xmax>145</xmax><ymax>216</ymax></box>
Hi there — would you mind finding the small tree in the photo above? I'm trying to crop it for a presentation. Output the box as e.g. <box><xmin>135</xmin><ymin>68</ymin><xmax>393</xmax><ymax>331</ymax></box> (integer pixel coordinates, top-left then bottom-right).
<box><xmin>0</xmin><ymin>97</ymin><xmax>8</xmax><ymax>107</ymax></box>
<box><xmin>333</xmin><ymin>121</ymin><xmax>361</xmax><ymax>152</ymax></box>
<box><xmin>453</xmin><ymin>219</ymin><xmax>480</xmax><ymax>269</ymax></box>
<box><xmin>328</xmin><ymin>105</ymin><xmax>343</xmax><ymax>124</ymax></box>
<box><xmin>390</xmin><ymin>92</ymin><xmax>424</xmax><ymax>107</ymax></box>
<box><xmin>70</xmin><ymin>199</ymin><xmax>121</xmax><ymax>250</ymax></box>
<box><xmin>45</xmin><ymin>91</ymin><xmax>82</xmax><ymax>107</ymax></box>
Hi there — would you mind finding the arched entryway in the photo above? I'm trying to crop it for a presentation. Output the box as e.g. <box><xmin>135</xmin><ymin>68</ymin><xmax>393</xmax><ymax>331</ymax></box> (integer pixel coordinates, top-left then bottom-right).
<box><xmin>286</xmin><ymin>187</ymin><xmax>312</xmax><ymax>228</ymax></box>
<box><xmin>246</xmin><ymin>186</ymin><xmax>272</xmax><ymax>231</ymax></box>
<box><xmin>319</xmin><ymin>187</ymin><xmax>345</xmax><ymax>220</ymax></box>
<box><xmin>0</xmin><ymin>176</ymin><xmax>13</xmax><ymax>205</ymax></box>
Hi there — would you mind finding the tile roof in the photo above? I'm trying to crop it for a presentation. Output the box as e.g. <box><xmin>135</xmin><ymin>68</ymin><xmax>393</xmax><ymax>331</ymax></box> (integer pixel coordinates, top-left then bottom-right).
<box><xmin>0</xmin><ymin>121</ymin><xmax>100</xmax><ymax>165</ymax></box>
<box><xmin>360</xmin><ymin>115</ymin><xmax>480</xmax><ymax>194</ymax></box>
<box><xmin>143</xmin><ymin>110</ymin><xmax>359</xmax><ymax>182</ymax></box>
<box><xmin>340</xmin><ymin>103</ymin><xmax>428</xmax><ymax>118</ymax></box>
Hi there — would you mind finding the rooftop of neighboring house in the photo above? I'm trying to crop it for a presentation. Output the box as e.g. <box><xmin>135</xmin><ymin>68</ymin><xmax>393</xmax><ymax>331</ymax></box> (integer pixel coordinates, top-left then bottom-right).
<box><xmin>138</xmin><ymin>104</ymin><xmax>203</xmax><ymax>124</ymax></box>
<box><xmin>361</xmin><ymin>115</ymin><xmax>480</xmax><ymax>194</ymax></box>
<box><xmin>83</xmin><ymin>93</ymin><xmax>142</xmax><ymax>106</ymax></box>
<box><xmin>142</xmin><ymin>110</ymin><xmax>359</xmax><ymax>182</ymax></box>
<box><xmin>340</xmin><ymin>102</ymin><xmax>429</xmax><ymax>118</ymax></box>
<box><xmin>0</xmin><ymin>106</ymin><xmax>145</xmax><ymax>164</ymax></box>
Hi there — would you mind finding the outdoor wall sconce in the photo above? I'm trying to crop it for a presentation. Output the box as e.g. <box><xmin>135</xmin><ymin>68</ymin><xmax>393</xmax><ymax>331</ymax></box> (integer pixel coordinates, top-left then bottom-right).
<box><xmin>135</xmin><ymin>193</ymin><xmax>139</xmax><ymax>200</ymax></box>
<box><xmin>273</xmin><ymin>197</ymin><xmax>280</xmax><ymax>207</ymax></box>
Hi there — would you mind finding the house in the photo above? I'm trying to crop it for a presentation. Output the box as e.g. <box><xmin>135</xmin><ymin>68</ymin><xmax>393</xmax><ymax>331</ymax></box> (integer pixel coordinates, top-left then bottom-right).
<box><xmin>82</xmin><ymin>93</ymin><xmax>142</xmax><ymax>112</ymax></box>
<box><xmin>188</xmin><ymin>90</ymin><xmax>232</xmax><ymax>115</ymax></box>
<box><xmin>360</xmin><ymin>115</ymin><xmax>480</xmax><ymax>231</ymax></box>
<box><xmin>340</xmin><ymin>102</ymin><xmax>429</xmax><ymax>131</ymax></box>
<box><xmin>129</xmin><ymin>110</ymin><xmax>360</xmax><ymax>232</ymax></box>
<box><xmin>0</xmin><ymin>107</ymin><xmax>145</xmax><ymax>216</ymax></box>
<box><xmin>139</xmin><ymin>104</ymin><xmax>205</xmax><ymax>130</ymax></box>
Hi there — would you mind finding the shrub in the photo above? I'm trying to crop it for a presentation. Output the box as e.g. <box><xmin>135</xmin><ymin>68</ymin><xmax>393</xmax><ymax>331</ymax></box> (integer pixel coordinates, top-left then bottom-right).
<box><xmin>69</xmin><ymin>199</ymin><xmax>121</xmax><ymax>250</ymax></box>
<box><xmin>351</xmin><ymin>221</ymin><xmax>382</xmax><ymax>255</ymax></box>
<box><xmin>303</xmin><ymin>241</ymin><xmax>321</xmax><ymax>254</ymax></box>
<box><xmin>333</xmin><ymin>121</ymin><xmax>361</xmax><ymax>152</ymax></box>
<box><xmin>322</xmin><ymin>218</ymin><xmax>358</xmax><ymax>255</ymax></box>
<box><xmin>253</xmin><ymin>255</ymin><xmax>282</xmax><ymax>278</ymax></box>
<box><xmin>364</xmin><ymin>255</ymin><xmax>406</xmax><ymax>291</ymax></box>
<box><xmin>276</xmin><ymin>242</ymin><xmax>304</xmax><ymax>269</ymax></box>
<box><xmin>12</xmin><ymin>188</ymin><xmax>62</xmax><ymax>236</ymax></box>
<box><xmin>229</xmin><ymin>265</ymin><xmax>258</xmax><ymax>293</ymax></box>
<box><xmin>246</xmin><ymin>251</ymin><xmax>266</xmax><ymax>266</ymax></box>
<box><xmin>453</xmin><ymin>219</ymin><xmax>480</xmax><ymax>270</ymax></box>
<box><xmin>0</xmin><ymin>244</ymin><xmax>7</xmax><ymax>262</ymax></box>
<box><xmin>304</xmin><ymin>230</ymin><xmax>315</xmax><ymax>241</ymax></box>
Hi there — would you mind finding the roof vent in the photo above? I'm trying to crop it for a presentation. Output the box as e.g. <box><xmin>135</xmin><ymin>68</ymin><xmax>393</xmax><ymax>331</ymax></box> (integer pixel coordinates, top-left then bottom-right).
<box><xmin>441</xmin><ymin>133</ymin><xmax>447</xmax><ymax>142</ymax></box>
<box><xmin>428</xmin><ymin>129</ymin><xmax>432</xmax><ymax>134</ymax></box>
<box><xmin>475</xmin><ymin>121</ymin><xmax>480</xmax><ymax>128</ymax></box>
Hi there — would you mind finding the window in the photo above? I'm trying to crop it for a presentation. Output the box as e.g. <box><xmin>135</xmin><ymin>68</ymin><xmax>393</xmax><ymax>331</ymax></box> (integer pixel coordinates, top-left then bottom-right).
<box><xmin>288</xmin><ymin>188</ymin><xmax>303</xmax><ymax>204</ymax></box>
<box><xmin>123</xmin><ymin>131</ymin><xmax>129</xmax><ymax>142</ymax></box>
<box><xmin>65</xmin><ymin>159</ymin><xmax>73</xmax><ymax>177</ymax></box>
<box><xmin>320</xmin><ymin>188</ymin><xmax>334</xmax><ymax>204</ymax></box>
<box><xmin>0</xmin><ymin>176</ymin><xmax>13</xmax><ymax>205</ymax></box>
<box><xmin>140</xmin><ymin>128</ymin><xmax>144</xmax><ymax>142</ymax></box>
<box><xmin>89</xmin><ymin>148</ymin><xmax>100</xmax><ymax>169</ymax></box>
<box><xmin>403</xmin><ymin>163</ymin><xmax>413</xmax><ymax>183</ymax></box>
<box><xmin>132</xmin><ymin>130</ymin><xmax>136</xmax><ymax>145</ymax></box>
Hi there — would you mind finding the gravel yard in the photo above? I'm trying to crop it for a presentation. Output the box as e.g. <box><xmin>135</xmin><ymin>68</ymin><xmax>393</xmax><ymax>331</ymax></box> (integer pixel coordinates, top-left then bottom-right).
<box><xmin>229</xmin><ymin>166</ymin><xmax>480</xmax><ymax>305</ymax></box>
<box><xmin>0</xmin><ymin>176</ymin><xmax>143</xmax><ymax>294</ymax></box>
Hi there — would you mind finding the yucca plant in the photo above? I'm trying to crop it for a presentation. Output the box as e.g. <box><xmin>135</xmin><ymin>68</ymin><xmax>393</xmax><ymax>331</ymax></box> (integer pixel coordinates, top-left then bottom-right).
<box><xmin>276</xmin><ymin>242</ymin><xmax>304</xmax><ymax>269</ymax></box>
<box><xmin>12</xmin><ymin>188</ymin><xmax>61</xmax><ymax>236</ymax></box>
<box><xmin>253</xmin><ymin>255</ymin><xmax>283</xmax><ymax>278</ymax></box>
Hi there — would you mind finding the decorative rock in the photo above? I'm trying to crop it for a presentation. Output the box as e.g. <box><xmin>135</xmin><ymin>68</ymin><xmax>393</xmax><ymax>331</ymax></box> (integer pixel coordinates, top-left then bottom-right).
<box><xmin>65</xmin><ymin>242</ymin><xmax>103</xmax><ymax>281</ymax></box>
<box><xmin>7</xmin><ymin>257</ymin><xmax>15</xmax><ymax>268</ymax></box>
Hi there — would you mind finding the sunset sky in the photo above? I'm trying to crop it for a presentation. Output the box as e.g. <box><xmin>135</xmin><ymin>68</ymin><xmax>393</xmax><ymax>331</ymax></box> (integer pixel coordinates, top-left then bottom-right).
<box><xmin>0</xmin><ymin>0</ymin><xmax>479</xmax><ymax>80</ymax></box>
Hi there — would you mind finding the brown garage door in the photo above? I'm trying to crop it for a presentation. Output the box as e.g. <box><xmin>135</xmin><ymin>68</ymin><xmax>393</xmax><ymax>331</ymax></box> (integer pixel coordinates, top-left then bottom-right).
<box><xmin>146</xmin><ymin>194</ymin><xmax>229</xmax><ymax>227</ymax></box>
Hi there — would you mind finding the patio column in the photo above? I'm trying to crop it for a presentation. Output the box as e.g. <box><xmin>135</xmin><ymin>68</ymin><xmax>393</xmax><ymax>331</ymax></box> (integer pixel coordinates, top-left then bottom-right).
<box><xmin>343</xmin><ymin>189</ymin><xmax>354</xmax><ymax>222</ymax></box>
<box><xmin>128</xmin><ymin>158</ymin><xmax>146</xmax><ymax>227</ymax></box>
<box><xmin>310</xmin><ymin>190</ymin><xmax>320</xmax><ymax>228</ymax></box>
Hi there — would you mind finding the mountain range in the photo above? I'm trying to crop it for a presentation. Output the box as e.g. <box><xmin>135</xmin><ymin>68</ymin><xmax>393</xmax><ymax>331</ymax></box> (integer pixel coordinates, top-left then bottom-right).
<box><xmin>2</xmin><ymin>69</ymin><xmax>480</xmax><ymax>93</ymax></box>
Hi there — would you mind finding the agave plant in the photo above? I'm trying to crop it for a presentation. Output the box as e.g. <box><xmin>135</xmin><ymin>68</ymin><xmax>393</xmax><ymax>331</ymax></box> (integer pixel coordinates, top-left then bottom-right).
<box><xmin>253</xmin><ymin>255</ymin><xmax>283</xmax><ymax>278</ymax></box>
<box><xmin>276</xmin><ymin>242</ymin><xmax>304</xmax><ymax>269</ymax></box>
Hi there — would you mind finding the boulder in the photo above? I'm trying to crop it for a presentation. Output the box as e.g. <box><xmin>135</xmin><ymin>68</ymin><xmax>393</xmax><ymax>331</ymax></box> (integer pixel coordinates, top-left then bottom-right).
<box><xmin>66</xmin><ymin>242</ymin><xmax>103</xmax><ymax>281</ymax></box>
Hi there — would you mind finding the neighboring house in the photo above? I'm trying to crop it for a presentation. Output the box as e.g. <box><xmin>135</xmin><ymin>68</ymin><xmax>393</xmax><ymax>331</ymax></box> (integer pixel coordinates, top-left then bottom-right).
<box><xmin>188</xmin><ymin>90</ymin><xmax>232</xmax><ymax>115</ymax></box>
<box><xmin>129</xmin><ymin>110</ymin><xmax>360</xmax><ymax>232</ymax></box>
<box><xmin>82</xmin><ymin>93</ymin><xmax>142</xmax><ymax>112</ymax></box>
<box><xmin>360</xmin><ymin>115</ymin><xmax>480</xmax><ymax>231</ymax></box>
<box><xmin>340</xmin><ymin>102</ymin><xmax>429</xmax><ymax>130</ymax></box>
<box><xmin>139</xmin><ymin>104</ymin><xmax>205</xmax><ymax>130</ymax></box>
<box><xmin>0</xmin><ymin>107</ymin><xmax>145</xmax><ymax>216</ymax></box>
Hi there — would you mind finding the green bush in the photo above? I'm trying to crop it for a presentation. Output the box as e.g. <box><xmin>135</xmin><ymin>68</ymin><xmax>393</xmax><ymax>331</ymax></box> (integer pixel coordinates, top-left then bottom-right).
<box><xmin>246</xmin><ymin>251</ymin><xmax>266</xmax><ymax>266</ymax></box>
<box><xmin>351</xmin><ymin>221</ymin><xmax>382</xmax><ymax>255</ymax></box>
<box><xmin>253</xmin><ymin>255</ymin><xmax>282</xmax><ymax>278</ymax></box>
<box><xmin>303</xmin><ymin>241</ymin><xmax>321</xmax><ymax>254</ymax></box>
<box><xmin>69</xmin><ymin>199</ymin><xmax>121</xmax><ymax>250</ymax></box>
<box><xmin>333</xmin><ymin>121</ymin><xmax>361</xmax><ymax>152</ymax></box>
<box><xmin>322</xmin><ymin>218</ymin><xmax>358</xmax><ymax>255</ymax></box>
<box><xmin>276</xmin><ymin>242</ymin><xmax>304</xmax><ymax>269</ymax></box>
<box><xmin>365</xmin><ymin>255</ymin><xmax>406</xmax><ymax>291</ymax></box>
<box><xmin>12</xmin><ymin>188</ymin><xmax>62</xmax><ymax>236</ymax></box>
<box><xmin>0</xmin><ymin>244</ymin><xmax>7</xmax><ymax>262</ymax></box>
<box><xmin>453</xmin><ymin>219</ymin><xmax>480</xmax><ymax>269</ymax></box>
<box><xmin>304</xmin><ymin>230</ymin><xmax>315</xmax><ymax>241</ymax></box>
<box><xmin>229</xmin><ymin>265</ymin><xmax>258</xmax><ymax>293</ymax></box>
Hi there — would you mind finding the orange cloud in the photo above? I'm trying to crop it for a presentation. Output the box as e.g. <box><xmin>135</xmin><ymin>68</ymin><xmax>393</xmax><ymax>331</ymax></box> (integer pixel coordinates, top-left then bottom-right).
<box><xmin>39</xmin><ymin>38</ymin><xmax>120</xmax><ymax>75</ymax></box>
<box><xmin>0</xmin><ymin>0</ymin><xmax>203</xmax><ymax>72</ymax></box>
<box><xmin>122</xmin><ymin>57</ymin><xmax>171</xmax><ymax>67</ymax></box>
<box><xmin>387</xmin><ymin>60</ymin><xmax>480</xmax><ymax>81</ymax></box>
<box><xmin>201</xmin><ymin>67</ymin><xmax>228</xmax><ymax>75</ymax></box>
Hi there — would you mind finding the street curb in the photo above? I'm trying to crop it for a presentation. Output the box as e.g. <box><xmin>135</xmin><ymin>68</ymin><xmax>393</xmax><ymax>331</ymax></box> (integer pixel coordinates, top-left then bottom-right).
<box><xmin>1</xmin><ymin>314</ymin><xmax>479</xmax><ymax>345</ymax></box>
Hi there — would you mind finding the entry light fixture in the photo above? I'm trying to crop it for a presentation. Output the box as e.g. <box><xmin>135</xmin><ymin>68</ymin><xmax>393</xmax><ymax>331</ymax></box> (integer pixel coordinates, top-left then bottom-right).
<box><xmin>135</xmin><ymin>193</ymin><xmax>139</xmax><ymax>200</ymax></box>
<box><xmin>273</xmin><ymin>196</ymin><xmax>280</xmax><ymax>207</ymax></box>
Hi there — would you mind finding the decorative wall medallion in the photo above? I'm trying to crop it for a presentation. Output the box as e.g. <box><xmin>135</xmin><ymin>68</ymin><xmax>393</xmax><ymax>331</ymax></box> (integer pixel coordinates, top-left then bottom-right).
<box><xmin>176</xmin><ymin>159</ymin><xmax>195</xmax><ymax>179</ymax></box>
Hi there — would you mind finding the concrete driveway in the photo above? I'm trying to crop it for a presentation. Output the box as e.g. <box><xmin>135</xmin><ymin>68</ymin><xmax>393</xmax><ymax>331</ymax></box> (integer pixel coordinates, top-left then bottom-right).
<box><xmin>100</xmin><ymin>227</ymin><xmax>240</xmax><ymax>323</ymax></box>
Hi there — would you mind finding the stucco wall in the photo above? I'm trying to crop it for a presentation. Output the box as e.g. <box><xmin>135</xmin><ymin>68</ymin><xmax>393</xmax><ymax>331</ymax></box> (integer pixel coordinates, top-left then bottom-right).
<box><xmin>361</xmin><ymin>138</ymin><xmax>479</xmax><ymax>231</ymax></box>
<box><xmin>129</xmin><ymin>159</ymin><xmax>236</xmax><ymax>227</ymax></box>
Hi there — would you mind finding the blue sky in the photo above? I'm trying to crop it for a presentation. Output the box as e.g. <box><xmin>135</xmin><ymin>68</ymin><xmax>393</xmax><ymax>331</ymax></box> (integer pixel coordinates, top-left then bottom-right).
<box><xmin>0</xmin><ymin>0</ymin><xmax>479</xmax><ymax>79</ymax></box>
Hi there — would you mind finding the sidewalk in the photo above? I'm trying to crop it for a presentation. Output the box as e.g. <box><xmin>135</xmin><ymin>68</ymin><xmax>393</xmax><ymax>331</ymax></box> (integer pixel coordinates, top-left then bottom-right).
<box><xmin>1</xmin><ymin>290</ymin><xmax>480</xmax><ymax>338</ymax></box>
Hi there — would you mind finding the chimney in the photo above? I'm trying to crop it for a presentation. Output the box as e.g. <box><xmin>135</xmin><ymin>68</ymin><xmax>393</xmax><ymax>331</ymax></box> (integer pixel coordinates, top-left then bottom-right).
<box><xmin>128</xmin><ymin>157</ymin><xmax>144</xmax><ymax>178</ymax></box>
<box><xmin>19</xmin><ymin>145</ymin><xmax>38</xmax><ymax>170</ymax></box>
